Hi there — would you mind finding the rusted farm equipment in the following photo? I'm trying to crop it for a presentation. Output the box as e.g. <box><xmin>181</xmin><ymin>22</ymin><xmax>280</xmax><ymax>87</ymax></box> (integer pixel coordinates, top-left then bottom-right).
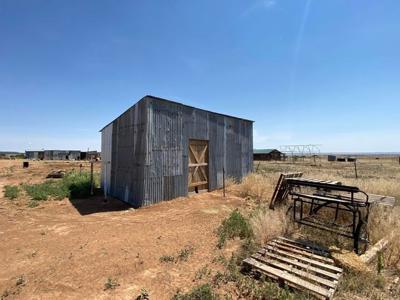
<box><xmin>270</xmin><ymin>174</ymin><xmax>395</xmax><ymax>254</ymax></box>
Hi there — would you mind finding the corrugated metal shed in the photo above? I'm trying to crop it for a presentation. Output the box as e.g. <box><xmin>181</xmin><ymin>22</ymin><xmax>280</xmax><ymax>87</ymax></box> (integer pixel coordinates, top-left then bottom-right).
<box><xmin>101</xmin><ymin>95</ymin><xmax>254</xmax><ymax>208</ymax></box>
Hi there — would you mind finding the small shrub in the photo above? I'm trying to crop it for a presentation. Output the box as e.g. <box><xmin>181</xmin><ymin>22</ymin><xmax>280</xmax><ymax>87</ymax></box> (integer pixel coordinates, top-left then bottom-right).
<box><xmin>172</xmin><ymin>284</ymin><xmax>219</xmax><ymax>300</ymax></box>
<box><xmin>160</xmin><ymin>246</ymin><xmax>195</xmax><ymax>264</ymax></box>
<box><xmin>21</xmin><ymin>171</ymin><xmax>99</xmax><ymax>203</ymax></box>
<box><xmin>104</xmin><ymin>277</ymin><xmax>119</xmax><ymax>291</ymax></box>
<box><xmin>63</xmin><ymin>171</ymin><xmax>94</xmax><ymax>199</ymax></box>
<box><xmin>28</xmin><ymin>200</ymin><xmax>39</xmax><ymax>208</ymax></box>
<box><xmin>195</xmin><ymin>266</ymin><xmax>212</xmax><ymax>281</ymax></box>
<box><xmin>374</xmin><ymin>275</ymin><xmax>385</xmax><ymax>289</ymax></box>
<box><xmin>23</xmin><ymin>181</ymin><xmax>67</xmax><ymax>201</ymax></box>
<box><xmin>217</xmin><ymin>210</ymin><xmax>253</xmax><ymax>248</ymax></box>
<box><xmin>4</xmin><ymin>185</ymin><xmax>19</xmax><ymax>199</ymax></box>
<box><xmin>177</xmin><ymin>246</ymin><xmax>194</xmax><ymax>262</ymax></box>
<box><xmin>136</xmin><ymin>288</ymin><xmax>150</xmax><ymax>300</ymax></box>
<box><xmin>211</xmin><ymin>271</ymin><xmax>225</xmax><ymax>287</ymax></box>
<box><xmin>160</xmin><ymin>255</ymin><xmax>175</xmax><ymax>263</ymax></box>
<box><xmin>212</xmin><ymin>255</ymin><xmax>227</xmax><ymax>266</ymax></box>
<box><xmin>15</xmin><ymin>275</ymin><xmax>25</xmax><ymax>286</ymax></box>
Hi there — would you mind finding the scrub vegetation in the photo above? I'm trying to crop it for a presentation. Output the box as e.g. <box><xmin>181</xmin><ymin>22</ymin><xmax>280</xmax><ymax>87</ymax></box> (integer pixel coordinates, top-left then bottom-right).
<box><xmin>3</xmin><ymin>171</ymin><xmax>99</xmax><ymax>206</ymax></box>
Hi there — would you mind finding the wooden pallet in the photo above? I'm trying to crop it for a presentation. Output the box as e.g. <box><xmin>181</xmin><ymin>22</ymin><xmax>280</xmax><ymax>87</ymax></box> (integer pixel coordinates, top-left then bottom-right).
<box><xmin>243</xmin><ymin>237</ymin><xmax>343</xmax><ymax>300</ymax></box>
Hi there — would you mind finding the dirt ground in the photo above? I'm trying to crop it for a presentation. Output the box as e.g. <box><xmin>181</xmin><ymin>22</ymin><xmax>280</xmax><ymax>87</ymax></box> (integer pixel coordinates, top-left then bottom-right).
<box><xmin>0</xmin><ymin>160</ymin><xmax>244</xmax><ymax>299</ymax></box>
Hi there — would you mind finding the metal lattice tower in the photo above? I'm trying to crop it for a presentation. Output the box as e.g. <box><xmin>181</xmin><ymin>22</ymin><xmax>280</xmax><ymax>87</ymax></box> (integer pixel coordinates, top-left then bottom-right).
<box><xmin>279</xmin><ymin>144</ymin><xmax>322</xmax><ymax>164</ymax></box>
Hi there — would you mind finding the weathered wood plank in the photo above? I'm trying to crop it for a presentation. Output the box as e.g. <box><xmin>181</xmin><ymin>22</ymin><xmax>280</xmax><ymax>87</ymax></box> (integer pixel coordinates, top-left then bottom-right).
<box><xmin>244</xmin><ymin>258</ymin><xmax>334</xmax><ymax>299</ymax></box>
<box><xmin>189</xmin><ymin>181</ymin><xmax>208</xmax><ymax>187</ymax></box>
<box><xmin>277</xmin><ymin>236</ymin><xmax>330</xmax><ymax>254</ymax></box>
<box><xmin>264</xmin><ymin>245</ymin><xmax>343</xmax><ymax>273</ymax></box>
<box><xmin>275</xmin><ymin>237</ymin><xmax>330</xmax><ymax>257</ymax></box>
<box><xmin>189</xmin><ymin>163</ymin><xmax>208</xmax><ymax>167</ymax></box>
<box><xmin>269</xmin><ymin>240</ymin><xmax>334</xmax><ymax>264</ymax></box>
<box><xmin>360</xmin><ymin>239</ymin><xmax>389</xmax><ymax>264</ymax></box>
<box><xmin>257</xmin><ymin>249</ymin><xmax>341</xmax><ymax>280</ymax></box>
<box><xmin>252</xmin><ymin>254</ymin><xmax>338</xmax><ymax>289</ymax></box>
<box><xmin>368</xmin><ymin>194</ymin><xmax>396</xmax><ymax>207</ymax></box>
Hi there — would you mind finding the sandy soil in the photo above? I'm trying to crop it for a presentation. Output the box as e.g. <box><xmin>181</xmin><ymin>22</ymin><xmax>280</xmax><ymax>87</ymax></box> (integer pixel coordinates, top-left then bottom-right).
<box><xmin>0</xmin><ymin>160</ymin><xmax>243</xmax><ymax>299</ymax></box>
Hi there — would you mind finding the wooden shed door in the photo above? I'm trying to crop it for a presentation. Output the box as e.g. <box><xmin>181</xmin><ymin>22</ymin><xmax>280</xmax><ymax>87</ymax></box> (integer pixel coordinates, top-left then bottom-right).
<box><xmin>188</xmin><ymin>140</ymin><xmax>209</xmax><ymax>193</ymax></box>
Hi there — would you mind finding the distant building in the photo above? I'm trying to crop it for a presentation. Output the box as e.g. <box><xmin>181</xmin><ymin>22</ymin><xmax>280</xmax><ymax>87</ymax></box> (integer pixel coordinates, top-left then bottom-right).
<box><xmin>253</xmin><ymin>149</ymin><xmax>284</xmax><ymax>161</ymax></box>
<box><xmin>25</xmin><ymin>151</ymin><xmax>44</xmax><ymax>160</ymax></box>
<box><xmin>25</xmin><ymin>150</ymin><xmax>89</xmax><ymax>160</ymax></box>
<box><xmin>328</xmin><ymin>155</ymin><xmax>336</xmax><ymax>162</ymax></box>
<box><xmin>80</xmin><ymin>151</ymin><xmax>100</xmax><ymax>161</ymax></box>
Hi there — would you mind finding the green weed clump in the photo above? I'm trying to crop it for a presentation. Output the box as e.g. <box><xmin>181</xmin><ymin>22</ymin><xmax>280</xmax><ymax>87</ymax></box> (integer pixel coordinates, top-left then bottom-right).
<box><xmin>62</xmin><ymin>171</ymin><xmax>94</xmax><ymax>199</ymax></box>
<box><xmin>177</xmin><ymin>246</ymin><xmax>194</xmax><ymax>262</ymax></box>
<box><xmin>23</xmin><ymin>181</ymin><xmax>69</xmax><ymax>201</ymax></box>
<box><xmin>217</xmin><ymin>210</ymin><xmax>253</xmax><ymax>248</ymax></box>
<box><xmin>172</xmin><ymin>284</ymin><xmax>219</xmax><ymax>300</ymax></box>
<box><xmin>22</xmin><ymin>171</ymin><xmax>98</xmax><ymax>205</ymax></box>
<box><xmin>104</xmin><ymin>277</ymin><xmax>119</xmax><ymax>291</ymax></box>
<box><xmin>160</xmin><ymin>255</ymin><xmax>175</xmax><ymax>263</ymax></box>
<box><xmin>160</xmin><ymin>246</ymin><xmax>195</xmax><ymax>264</ymax></box>
<box><xmin>4</xmin><ymin>185</ymin><xmax>19</xmax><ymax>199</ymax></box>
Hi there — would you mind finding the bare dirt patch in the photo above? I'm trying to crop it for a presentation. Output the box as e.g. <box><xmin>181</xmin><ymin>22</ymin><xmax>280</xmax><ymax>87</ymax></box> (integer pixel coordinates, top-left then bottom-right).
<box><xmin>0</xmin><ymin>160</ymin><xmax>244</xmax><ymax>299</ymax></box>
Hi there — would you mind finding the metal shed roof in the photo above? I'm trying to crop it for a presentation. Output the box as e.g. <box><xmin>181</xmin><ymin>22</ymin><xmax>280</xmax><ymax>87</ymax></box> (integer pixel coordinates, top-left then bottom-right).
<box><xmin>100</xmin><ymin>95</ymin><xmax>254</xmax><ymax>132</ymax></box>
<box><xmin>253</xmin><ymin>149</ymin><xmax>281</xmax><ymax>154</ymax></box>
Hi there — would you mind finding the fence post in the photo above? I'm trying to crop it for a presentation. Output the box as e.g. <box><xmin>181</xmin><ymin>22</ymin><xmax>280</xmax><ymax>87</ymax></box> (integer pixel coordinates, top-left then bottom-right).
<box><xmin>354</xmin><ymin>160</ymin><xmax>358</xmax><ymax>179</ymax></box>
<box><xmin>223</xmin><ymin>167</ymin><xmax>226</xmax><ymax>198</ymax></box>
<box><xmin>90</xmin><ymin>161</ymin><xmax>94</xmax><ymax>196</ymax></box>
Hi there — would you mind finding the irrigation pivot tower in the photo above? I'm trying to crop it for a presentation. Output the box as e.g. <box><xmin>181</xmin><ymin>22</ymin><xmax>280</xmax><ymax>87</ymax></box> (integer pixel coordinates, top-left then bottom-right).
<box><xmin>279</xmin><ymin>144</ymin><xmax>322</xmax><ymax>164</ymax></box>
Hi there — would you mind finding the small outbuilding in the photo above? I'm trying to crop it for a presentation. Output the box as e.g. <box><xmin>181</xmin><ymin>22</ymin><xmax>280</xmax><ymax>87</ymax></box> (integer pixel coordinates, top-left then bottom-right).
<box><xmin>328</xmin><ymin>155</ymin><xmax>336</xmax><ymax>162</ymax></box>
<box><xmin>25</xmin><ymin>151</ymin><xmax>44</xmax><ymax>160</ymax></box>
<box><xmin>42</xmin><ymin>150</ymin><xmax>81</xmax><ymax>160</ymax></box>
<box><xmin>100</xmin><ymin>95</ymin><xmax>254</xmax><ymax>208</ymax></box>
<box><xmin>253</xmin><ymin>149</ymin><xmax>284</xmax><ymax>161</ymax></box>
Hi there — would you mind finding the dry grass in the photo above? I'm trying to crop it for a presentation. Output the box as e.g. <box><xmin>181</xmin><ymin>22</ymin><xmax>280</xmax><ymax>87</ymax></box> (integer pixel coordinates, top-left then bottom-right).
<box><xmin>221</xmin><ymin>157</ymin><xmax>400</xmax><ymax>299</ymax></box>
<box><xmin>232</xmin><ymin>156</ymin><xmax>400</xmax><ymax>267</ymax></box>
<box><xmin>369</xmin><ymin>205</ymin><xmax>400</xmax><ymax>268</ymax></box>
<box><xmin>249</xmin><ymin>207</ymin><xmax>291</xmax><ymax>246</ymax></box>
<box><xmin>228</xmin><ymin>173</ymin><xmax>273</xmax><ymax>203</ymax></box>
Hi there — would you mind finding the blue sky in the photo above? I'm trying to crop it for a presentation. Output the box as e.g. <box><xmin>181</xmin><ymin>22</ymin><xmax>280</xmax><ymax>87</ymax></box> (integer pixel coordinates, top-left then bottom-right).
<box><xmin>1</xmin><ymin>0</ymin><xmax>399</xmax><ymax>152</ymax></box>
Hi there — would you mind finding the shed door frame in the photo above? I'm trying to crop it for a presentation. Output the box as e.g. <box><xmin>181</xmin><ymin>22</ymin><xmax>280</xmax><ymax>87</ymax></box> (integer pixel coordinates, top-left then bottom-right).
<box><xmin>188</xmin><ymin>139</ymin><xmax>209</xmax><ymax>193</ymax></box>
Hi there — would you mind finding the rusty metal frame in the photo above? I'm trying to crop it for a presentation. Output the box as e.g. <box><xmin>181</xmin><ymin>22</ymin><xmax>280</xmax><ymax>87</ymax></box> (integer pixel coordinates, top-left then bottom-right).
<box><xmin>286</xmin><ymin>179</ymin><xmax>371</xmax><ymax>254</ymax></box>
